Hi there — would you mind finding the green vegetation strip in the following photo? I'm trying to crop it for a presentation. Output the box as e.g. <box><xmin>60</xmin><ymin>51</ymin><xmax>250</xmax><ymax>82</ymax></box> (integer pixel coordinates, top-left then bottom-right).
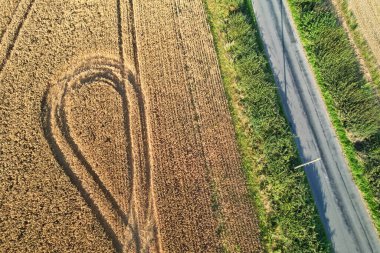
<box><xmin>204</xmin><ymin>0</ymin><xmax>329</xmax><ymax>251</ymax></box>
<box><xmin>287</xmin><ymin>0</ymin><xmax>380</xmax><ymax>232</ymax></box>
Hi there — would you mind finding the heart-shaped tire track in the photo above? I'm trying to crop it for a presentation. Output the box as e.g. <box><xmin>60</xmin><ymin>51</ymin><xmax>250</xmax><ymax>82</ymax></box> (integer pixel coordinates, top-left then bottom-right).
<box><xmin>41</xmin><ymin>57</ymin><xmax>158</xmax><ymax>253</ymax></box>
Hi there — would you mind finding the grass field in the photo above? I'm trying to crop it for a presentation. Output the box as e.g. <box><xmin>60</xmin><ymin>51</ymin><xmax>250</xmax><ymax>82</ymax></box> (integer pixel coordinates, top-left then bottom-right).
<box><xmin>0</xmin><ymin>0</ymin><xmax>262</xmax><ymax>252</ymax></box>
<box><xmin>288</xmin><ymin>0</ymin><xmax>380</xmax><ymax>233</ymax></box>
<box><xmin>204</xmin><ymin>0</ymin><xmax>330</xmax><ymax>252</ymax></box>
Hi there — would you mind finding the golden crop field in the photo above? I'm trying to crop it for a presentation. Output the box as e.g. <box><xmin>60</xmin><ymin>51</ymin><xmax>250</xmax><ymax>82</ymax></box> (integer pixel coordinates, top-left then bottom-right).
<box><xmin>347</xmin><ymin>0</ymin><xmax>380</xmax><ymax>67</ymax></box>
<box><xmin>0</xmin><ymin>0</ymin><xmax>261</xmax><ymax>252</ymax></box>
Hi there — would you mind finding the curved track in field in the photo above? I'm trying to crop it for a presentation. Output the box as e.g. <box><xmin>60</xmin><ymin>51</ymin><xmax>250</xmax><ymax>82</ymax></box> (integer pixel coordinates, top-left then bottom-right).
<box><xmin>40</xmin><ymin>0</ymin><xmax>161</xmax><ymax>251</ymax></box>
<box><xmin>41</xmin><ymin>57</ymin><xmax>159</xmax><ymax>253</ymax></box>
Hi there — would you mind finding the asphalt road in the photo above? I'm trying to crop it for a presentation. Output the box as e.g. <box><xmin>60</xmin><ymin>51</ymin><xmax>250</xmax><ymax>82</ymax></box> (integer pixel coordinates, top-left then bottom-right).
<box><xmin>250</xmin><ymin>0</ymin><xmax>380</xmax><ymax>252</ymax></box>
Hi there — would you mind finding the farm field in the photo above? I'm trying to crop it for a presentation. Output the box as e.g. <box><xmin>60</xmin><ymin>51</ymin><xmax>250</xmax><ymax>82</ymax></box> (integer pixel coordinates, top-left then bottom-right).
<box><xmin>329</xmin><ymin>0</ymin><xmax>380</xmax><ymax>89</ymax></box>
<box><xmin>0</xmin><ymin>0</ymin><xmax>261</xmax><ymax>252</ymax></box>
<box><xmin>345</xmin><ymin>0</ymin><xmax>380</xmax><ymax>69</ymax></box>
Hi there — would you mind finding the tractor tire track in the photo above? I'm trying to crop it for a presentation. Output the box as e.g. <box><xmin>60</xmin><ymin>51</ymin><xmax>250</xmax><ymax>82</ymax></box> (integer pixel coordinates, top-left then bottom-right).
<box><xmin>0</xmin><ymin>0</ymin><xmax>35</xmax><ymax>73</ymax></box>
<box><xmin>118</xmin><ymin>0</ymin><xmax>161</xmax><ymax>251</ymax></box>
<box><xmin>0</xmin><ymin>0</ymin><xmax>22</xmax><ymax>44</ymax></box>
<box><xmin>41</xmin><ymin>56</ymin><xmax>157</xmax><ymax>253</ymax></box>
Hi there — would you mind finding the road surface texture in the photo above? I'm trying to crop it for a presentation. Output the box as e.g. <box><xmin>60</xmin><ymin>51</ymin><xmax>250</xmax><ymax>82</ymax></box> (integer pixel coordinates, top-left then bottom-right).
<box><xmin>250</xmin><ymin>0</ymin><xmax>380</xmax><ymax>252</ymax></box>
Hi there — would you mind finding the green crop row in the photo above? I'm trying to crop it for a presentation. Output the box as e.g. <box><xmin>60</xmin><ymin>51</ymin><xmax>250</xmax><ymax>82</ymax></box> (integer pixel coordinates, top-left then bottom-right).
<box><xmin>204</xmin><ymin>0</ymin><xmax>330</xmax><ymax>251</ymax></box>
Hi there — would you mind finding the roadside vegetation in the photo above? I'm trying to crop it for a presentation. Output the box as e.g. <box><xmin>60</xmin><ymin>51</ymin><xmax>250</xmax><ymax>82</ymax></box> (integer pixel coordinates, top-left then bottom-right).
<box><xmin>204</xmin><ymin>0</ymin><xmax>330</xmax><ymax>251</ymax></box>
<box><xmin>288</xmin><ymin>0</ymin><xmax>380</xmax><ymax>232</ymax></box>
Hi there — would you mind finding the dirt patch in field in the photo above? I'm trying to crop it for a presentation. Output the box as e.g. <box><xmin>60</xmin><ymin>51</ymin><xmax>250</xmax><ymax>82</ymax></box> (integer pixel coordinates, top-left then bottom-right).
<box><xmin>0</xmin><ymin>0</ymin><xmax>261</xmax><ymax>252</ymax></box>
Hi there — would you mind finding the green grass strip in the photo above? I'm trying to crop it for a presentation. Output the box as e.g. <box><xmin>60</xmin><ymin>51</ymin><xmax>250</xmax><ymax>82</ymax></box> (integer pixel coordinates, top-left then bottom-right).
<box><xmin>204</xmin><ymin>0</ymin><xmax>330</xmax><ymax>251</ymax></box>
<box><xmin>287</xmin><ymin>0</ymin><xmax>380</xmax><ymax>233</ymax></box>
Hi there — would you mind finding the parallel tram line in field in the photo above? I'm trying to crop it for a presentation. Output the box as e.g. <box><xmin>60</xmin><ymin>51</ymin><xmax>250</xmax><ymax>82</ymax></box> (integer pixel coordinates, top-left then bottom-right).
<box><xmin>0</xmin><ymin>0</ymin><xmax>35</xmax><ymax>73</ymax></box>
<box><xmin>116</xmin><ymin>1</ymin><xmax>141</xmax><ymax>251</ymax></box>
<box><xmin>133</xmin><ymin>1</ymin><xmax>219</xmax><ymax>250</ymax></box>
<box><xmin>174</xmin><ymin>0</ymin><xmax>223</xmax><ymax>245</ymax></box>
<box><xmin>173</xmin><ymin>1</ymin><xmax>261</xmax><ymax>251</ymax></box>
<box><xmin>117</xmin><ymin>0</ymin><xmax>161</xmax><ymax>251</ymax></box>
<box><xmin>0</xmin><ymin>0</ymin><xmax>21</xmax><ymax>43</ymax></box>
<box><xmin>133</xmin><ymin>0</ymin><xmax>261</xmax><ymax>251</ymax></box>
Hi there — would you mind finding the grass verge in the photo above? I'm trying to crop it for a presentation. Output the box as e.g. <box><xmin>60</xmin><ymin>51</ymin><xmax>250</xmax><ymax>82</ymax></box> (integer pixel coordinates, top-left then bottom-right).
<box><xmin>204</xmin><ymin>0</ymin><xmax>330</xmax><ymax>251</ymax></box>
<box><xmin>287</xmin><ymin>0</ymin><xmax>380</xmax><ymax>233</ymax></box>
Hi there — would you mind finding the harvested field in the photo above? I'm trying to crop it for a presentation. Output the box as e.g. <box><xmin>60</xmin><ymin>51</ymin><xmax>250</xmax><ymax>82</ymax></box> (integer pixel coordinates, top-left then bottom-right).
<box><xmin>0</xmin><ymin>0</ymin><xmax>261</xmax><ymax>252</ymax></box>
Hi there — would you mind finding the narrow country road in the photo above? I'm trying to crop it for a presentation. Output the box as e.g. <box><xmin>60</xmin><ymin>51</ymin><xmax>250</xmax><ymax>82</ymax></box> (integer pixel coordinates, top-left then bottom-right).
<box><xmin>250</xmin><ymin>0</ymin><xmax>380</xmax><ymax>252</ymax></box>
